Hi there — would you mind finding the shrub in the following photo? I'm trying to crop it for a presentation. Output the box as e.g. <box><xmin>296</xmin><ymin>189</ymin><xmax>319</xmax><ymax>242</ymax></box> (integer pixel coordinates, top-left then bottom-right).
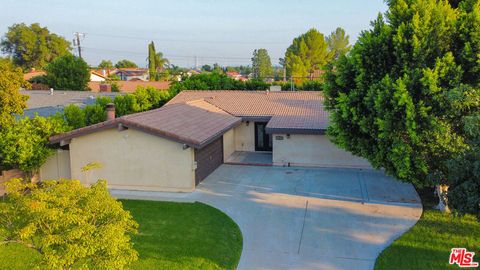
<box><xmin>84</xmin><ymin>104</ymin><xmax>106</xmax><ymax>125</ymax></box>
<box><xmin>63</xmin><ymin>104</ymin><xmax>86</xmax><ymax>129</ymax></box>
<box><xmin>0</xmin><ymin>179</ymin><xmax>138</xmax><ymax>269</ymax></box>
<box><xmin>0</xmin><ymin>115</ymin><xmax>68</xmax><ymax>174</ymax></box>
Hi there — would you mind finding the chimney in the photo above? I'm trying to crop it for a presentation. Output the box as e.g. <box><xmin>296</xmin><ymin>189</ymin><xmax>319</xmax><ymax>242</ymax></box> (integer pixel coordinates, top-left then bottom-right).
<box><xmin>106</xmin><ymin>103</ymin><xmax>115</xmax><ymax>120</ymax></box>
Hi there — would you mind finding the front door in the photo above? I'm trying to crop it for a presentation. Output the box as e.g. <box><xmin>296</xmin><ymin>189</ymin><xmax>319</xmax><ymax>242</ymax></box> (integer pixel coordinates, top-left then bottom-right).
<box><xmin>255</xmin><ymin>122</ymin><xmax>272</xmax><ymax>151</ymax></box>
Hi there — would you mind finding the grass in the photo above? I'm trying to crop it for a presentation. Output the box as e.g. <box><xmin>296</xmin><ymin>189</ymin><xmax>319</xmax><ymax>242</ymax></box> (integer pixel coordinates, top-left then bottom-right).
<box><xmin>0</xmin><ymin>200</ymin><xmax>243</xmax><ymax>270</ymax></box>
<box><xmin>375</xmin><ymin>188</ymin><xmax>480</xmax><ymax>270</ymax></box>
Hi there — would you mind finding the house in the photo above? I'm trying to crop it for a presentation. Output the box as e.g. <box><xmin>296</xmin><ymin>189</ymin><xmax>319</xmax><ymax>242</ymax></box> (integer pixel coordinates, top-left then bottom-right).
<box><xmin>21</xmin><ymin>90</ymin><xmax>121</xmax><ymax>118</ymax></box>
<box><xmin>43</xmin><ymin>91</ymin><xmax>370</xmax><ymax>192</ymax></box>
<box><xmin>88</xmin><ymin>81</ymin><xmax>170</xmax><ymax>93</ymax></box>
<box><xmin>116</xmin><ymin>68</ymin><xmax>149</xmax><ymax>81</ymax></box>
<box><xmin>90</xmin><ymin>70</ymin><xmax>107</xmax><ymax>82</ymax></box>
<box><xmin>23</xmin><ymin>69</ymin><xmax>46</xmax><ymax>81</ymax></box>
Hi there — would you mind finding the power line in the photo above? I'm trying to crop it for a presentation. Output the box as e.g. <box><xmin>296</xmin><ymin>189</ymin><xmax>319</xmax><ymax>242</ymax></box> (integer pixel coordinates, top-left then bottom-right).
<box><xmin>81</xmin><ymin>46</ymin><xmax>258</xmax><ymax>63</ymax></box>
<box><xmin>86</xmin><ymin>32</ymin><xmax>288</xmax><ymax>45</ymax></box>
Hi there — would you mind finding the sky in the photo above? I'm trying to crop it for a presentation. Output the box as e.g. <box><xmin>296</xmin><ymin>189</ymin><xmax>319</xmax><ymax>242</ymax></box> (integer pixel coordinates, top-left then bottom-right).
<box><xmin>1</xmin><ymin>0</ymin><xmax>387</xmax><ymax>68</ymax></box>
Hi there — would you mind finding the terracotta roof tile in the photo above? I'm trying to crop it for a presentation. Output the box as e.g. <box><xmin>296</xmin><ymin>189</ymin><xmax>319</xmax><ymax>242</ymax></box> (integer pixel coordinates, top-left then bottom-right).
<box><xmin>51</xmin><ymin>100</ymin><xmax>240</xmax><ymax>148</ymax></box>
<box><xmin>168</xmin><ymin>91</ymin><xmax>328</xmax><ymax>132</ymax></box>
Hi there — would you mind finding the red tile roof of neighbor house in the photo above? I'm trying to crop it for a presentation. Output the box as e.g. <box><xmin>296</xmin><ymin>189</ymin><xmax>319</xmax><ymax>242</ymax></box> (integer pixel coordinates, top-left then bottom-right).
<box><xmin>50</xmin><ymin>90</ymin><xmax>328</xmax><ymax>148</ymax></box>
<box><xmin>23</xmin><ymin>70</ymin><xmax>46</xmax><ymax>81</ymax></box>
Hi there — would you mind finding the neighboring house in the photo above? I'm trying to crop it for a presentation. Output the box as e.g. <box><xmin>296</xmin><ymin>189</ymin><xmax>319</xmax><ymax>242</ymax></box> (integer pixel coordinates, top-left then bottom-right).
<box><xmin>23</xmin><ymin>69</ymin><xmax>46</xmax><ymax>81</ymax></box>
<box><xmin>90</xmin><ymin>70</ymin><xmax>107</xmax><ymax>82</ymax></box>
<box><xmin>226</xmin><ymin>71</ymin><xmax>249</xmax><ymax>81</ymax></box>
<box><xmin>116</xmin><ymin>68</ymin><xmax>149</xmax><ymax>81</ymax></box>
<box><xmin>88</xmin><ymin>81</ymin><xmax>170</xmax><ymax>93</ymax></box>
<box><xmin>21</xmin><ymin>90</ymin><xmax>120</xmax><ymax>118</ymax></box>
<box><xmin>44</xmin><ymin>90</ymin><xmax>371</xmax><ymax>192</ymax></box>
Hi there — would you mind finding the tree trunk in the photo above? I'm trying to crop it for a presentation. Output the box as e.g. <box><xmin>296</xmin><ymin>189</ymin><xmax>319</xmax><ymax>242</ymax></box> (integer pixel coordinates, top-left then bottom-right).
<box><xmin>434</xmin><ymin>184</ymin><xmax>450</xmax><ymax>213</ymax></box>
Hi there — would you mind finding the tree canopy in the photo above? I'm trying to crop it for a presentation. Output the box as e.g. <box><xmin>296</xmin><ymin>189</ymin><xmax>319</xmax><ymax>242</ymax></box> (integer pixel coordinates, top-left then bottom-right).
<box><xmin>0</xmin><ymin>179</ymin><xmax>138</xmax><ymax>269</ymax></box>
<box><xmin>251</xmin><ymin>48</ymin><xmax>273</xmax><ymax>80</ymax></box>
<box><xmin>324</xmin><ymin>0</ymin><xmax>480</xmax><ymax>216</ymax></box>
<box><xmin>115</xmin><ymin>59</ymin><xmax>138</xmax><ymax>68</ymax></box>
<box><xmin>0</xmin><ymin>23</ymin><xmax>70</xmax><ymax>71</ymax></box>
<box><xmin>284</xmin><ymin>28</ymin><xmax>332</xmax><ymax>82</ymax></box>
<box><xmin>45</xmin><ymin>54</ymin><xmax>90</xmax><ymax>90</ymax></box>
<box><xmin>98</xmin><ymin>59</ymin><xmax>113</xmax><ymax>69</ymax></box>
<box><xmin>0</xmin><ymin>58</ymin><xmax>29</xmax><ymax>129</ymax></box>
<box><xmin>326</xmin><ymin>27</ymin><xmax>351</xmax><ymax>59</ymax></box>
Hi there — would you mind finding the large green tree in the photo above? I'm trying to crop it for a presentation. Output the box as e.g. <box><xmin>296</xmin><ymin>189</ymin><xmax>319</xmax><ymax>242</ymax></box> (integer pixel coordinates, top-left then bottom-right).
<box><xmin>251</xmin><ymin>48</ymin><xmax>273</xmax><ymax>80</ymax></box>
<box><xmin>284</xmin><ymin>28</ymin><xmax>332</xmax><ymax>82</ymax></box>
<box><xmin>45</xmin><ymin>54</ymin><xmax>90</xmax><ymax>90</ymax></box>
<box><xmin>324</xmin><ymin>0</ymin><xmax>480</xmax><ymax>215</ymax></box>
<box><xmin>0</xmin><ymin>23</ymin><xmax>70</xmax><ymax>70</ymax></box>
<box><xmin>326</xmin><ymin>27</ymin><xmax>352</xmax><ymax>59</ymax></box>
<box><xmin>0</xmin><ymin>58</ymin><xmax>29</xmax><ymax>129</ymax></box>
<box><xmin>115</xmin><ymin>59</ymin><xmax>138</xmax><ymax>68</ymax></box>
<box><xmin>0</xmin><ymin>179</ymin><xmax>138</xmax><ymax>269</ymax></box>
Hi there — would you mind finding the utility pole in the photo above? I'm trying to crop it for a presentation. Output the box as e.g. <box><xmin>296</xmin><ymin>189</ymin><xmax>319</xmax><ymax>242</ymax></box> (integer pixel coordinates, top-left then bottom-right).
<box><xmin>73</xmin><ymin>32</ymin><xmax>85</xmax><ymax>59</ymax></box>
<box><xmin>194</xmin><ymin>55</ymin><xmax>198</xmax><ymax>70</ymax></box>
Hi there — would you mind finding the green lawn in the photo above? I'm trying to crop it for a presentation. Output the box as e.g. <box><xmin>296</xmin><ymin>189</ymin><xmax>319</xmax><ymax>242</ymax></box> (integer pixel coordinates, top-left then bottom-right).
<box><xmin>0</xmin><ymin>200</ymin><xmax>243</xmax><ymax>270</ymax></box>
<box><xmin>375</xmin><ymin>189</ymin><xmax>480</xmax><ymax>270</ymax></box>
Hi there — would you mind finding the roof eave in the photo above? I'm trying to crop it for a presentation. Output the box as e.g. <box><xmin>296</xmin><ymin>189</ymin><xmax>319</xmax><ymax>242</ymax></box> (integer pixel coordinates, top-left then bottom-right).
<box><xmin>265</xmin><ymin>127</ymin><xmax>327</xmax><ymax>135</ymax></box>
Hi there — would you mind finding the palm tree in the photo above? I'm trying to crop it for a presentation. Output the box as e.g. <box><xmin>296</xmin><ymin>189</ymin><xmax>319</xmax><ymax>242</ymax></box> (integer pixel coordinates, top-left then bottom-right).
<box><xmin>155</xmin><ymin>52</ymin><xmax>169</xmax><ymax>72</ymax></box>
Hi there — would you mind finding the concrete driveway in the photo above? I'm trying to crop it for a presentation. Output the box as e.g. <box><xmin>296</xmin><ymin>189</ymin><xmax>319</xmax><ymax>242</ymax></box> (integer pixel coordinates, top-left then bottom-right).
<box><xmin>190</xmin><ymin>165</ymin><xmax>422</xmax><ymax>270</ymax></box>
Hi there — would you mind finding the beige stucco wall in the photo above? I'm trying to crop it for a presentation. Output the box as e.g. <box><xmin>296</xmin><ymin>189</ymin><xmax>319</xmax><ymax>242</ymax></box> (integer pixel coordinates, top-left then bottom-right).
<box><xmin>234</xmin><ymin>121</ymin><xmax>255</xmax><ymax>152</ymax></box>
<box><xmin>39</xmin><ymin>149</ymin><xmax>71</xmax><ymax>180</ymax></box>
<box><xmin>272</xmin><ymin>134</ymin><xmax>372</xmax><ymax>168</ymax></box>
<box><xmin>69</xmin><ymin>128</ymin><xmax>195</xmax><ymax>192</ymax></box>
<box><xmin>223</xmin><ymin>129</ymin><xmax>235</xmax><ymax>162</ymax></box>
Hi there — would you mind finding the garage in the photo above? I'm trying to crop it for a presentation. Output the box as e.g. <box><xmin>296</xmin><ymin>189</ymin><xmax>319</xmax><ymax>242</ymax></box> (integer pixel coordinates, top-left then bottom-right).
<box><xmin>195</xmin><ymin>136</ymin><xmax>224</xmax><ymax>185</ymax></box>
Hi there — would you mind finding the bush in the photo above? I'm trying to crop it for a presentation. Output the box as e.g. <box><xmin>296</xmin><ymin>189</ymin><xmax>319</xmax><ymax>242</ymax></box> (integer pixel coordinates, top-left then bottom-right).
<box><xmin>45</xmin><ymin>54</ymin><xmax>90</xmax><ymax>90</ymax></box>
<box><xmin>0</xmin><ymin>115</ymin><xmax>68</xmax><ymax>173</ymax></box>
<box><xmin>0</xmin><ymin>179</ymin><xmax>138</xmax><ymax>269</ymax></box>
<box><xmin>63</xmin><ymin>104</ymin><xmax>86</xmax><ymax>129</ymax></box>
<box><xmin>114</xmin><ymin>94</ymin><xmax>137</xmax><ymax>117</ymax></box>
<box><xmin>84</xmin><ymin>104</ymin><xmax>106</xmax><ymax>125</ymax></box>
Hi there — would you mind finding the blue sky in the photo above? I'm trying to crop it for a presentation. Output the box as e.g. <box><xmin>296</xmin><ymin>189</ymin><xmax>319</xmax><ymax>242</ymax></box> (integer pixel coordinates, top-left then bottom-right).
<box><xmin>1</xmin><ymin>0</ymin><xmax>387</xmax><ymax>68</ymax></box>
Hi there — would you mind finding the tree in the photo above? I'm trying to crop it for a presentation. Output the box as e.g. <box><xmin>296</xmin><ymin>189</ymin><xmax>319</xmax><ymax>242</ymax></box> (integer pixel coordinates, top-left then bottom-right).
<box><xmin>0</xmin><ymin>179</ymin><xmax>138</xmax><ymax>269</ymax></box>
<box><xmin>0</xmin><ymin>115</ymin><xmax>68</xmax><ymax>175</ymax></box>
<box><xmin>115</xmin><ymin>59</ymin><xmax>138</xmax><ymax>68</ymax></box>
<box><xmin>324</xmin><ymin>0</ymin><xmax>480</xmax><ymax>214</ymax></box>
<box><xmin>148</xmin><ymin>41</ymin><xmax>156</xmax><ymax>81</ymax></box>
<box><xmin>0</xmin><ymin>58</ymin><xmax>29</xmax><ymax>129</ymax></box>
<box><xmin>0</xmin><ymin>23</ymin><xmax>70</xmax><ymax>70</ymax></box>
<box><xmin>326</xmin><ymin>27</ymin><xmax>351</xmax><ymax>59</ymax></box>
<box><xmin>284</xmin><ymin>28</ymin><xmax>332</xmax><ymax>82</ymax></box>
<box><xmin>45</xmin><ymin>54</ymin><xmax>90</xmax><ymax>90</ymax></box>
<box><xmin>148</xmin><ymin>42</ymin><xmax>170</xmax><ymax>81</ymax></box>
<box><xmin>251</xmin><ymin>49</ymin><xmax>273</xmax><ymax>80</ymax></box>
<box><xmin>98</xmin><ymin>59</ymin><xmax>113</xmax><ymax>69</ymax></box>
<box><xmin>444</xmin><ymin>115</ymin><xmax>480</xmax><ymax>219</ymax></box>
<box><xmin>201</xmin><ymin>64</ymin><xmax>212</xmax><ymax>72</ymax></box>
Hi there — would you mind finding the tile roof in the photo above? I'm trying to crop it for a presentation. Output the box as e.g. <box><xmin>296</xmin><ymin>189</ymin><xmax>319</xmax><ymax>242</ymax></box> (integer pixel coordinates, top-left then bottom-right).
<box><xmin>50</xmin><ymin>100</ymin><xmax>241</xmax><ymax>149</ymax></box>
<box><xmin>50</xmin><ymin>90</ymin><xmax>328</xmax><ymax>148</ymax></box>
<box><xmin>168</xmin><ymin>91</ymin><xmax>328</xmax><ymax>133</ymax></box>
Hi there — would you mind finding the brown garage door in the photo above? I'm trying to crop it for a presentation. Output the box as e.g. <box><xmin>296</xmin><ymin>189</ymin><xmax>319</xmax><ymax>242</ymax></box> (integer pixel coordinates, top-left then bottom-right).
<box><xmin>195</xmin><ymin>136</ymin><xmax>223</xmax><ymax>185</ymax></box>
